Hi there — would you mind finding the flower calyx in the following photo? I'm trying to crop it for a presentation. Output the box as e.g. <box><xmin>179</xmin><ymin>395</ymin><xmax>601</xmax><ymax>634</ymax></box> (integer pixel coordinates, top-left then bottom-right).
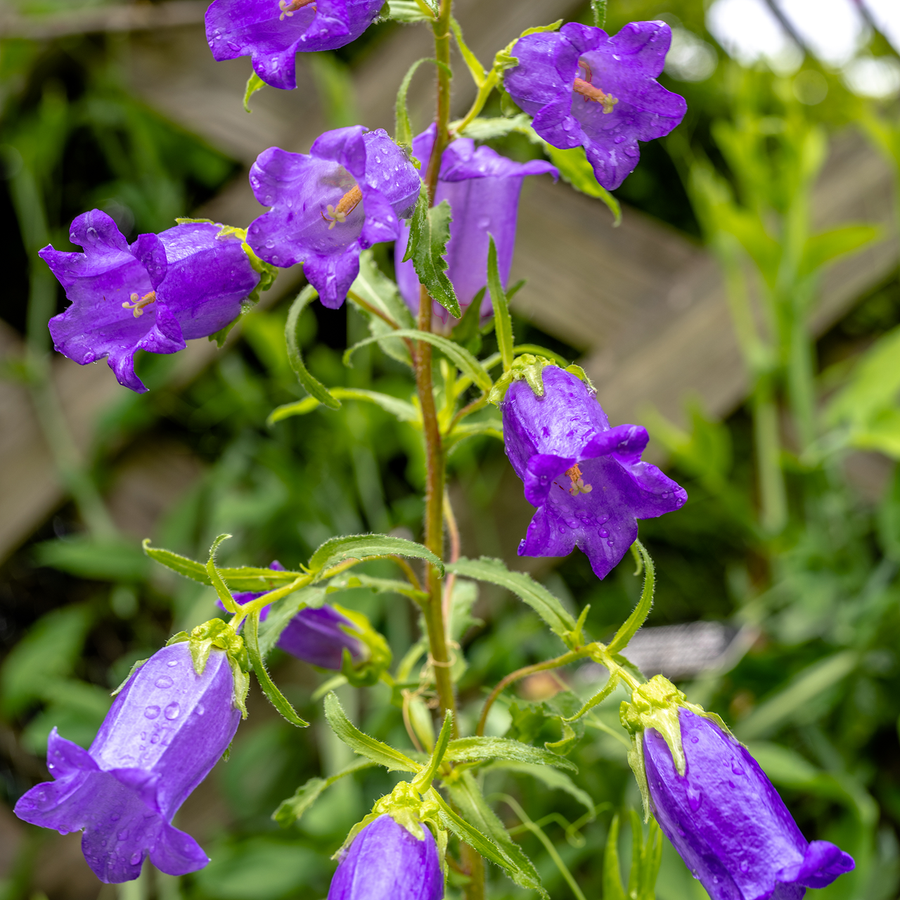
<box><xmin>168</xmin><ymin>618</ymin><xmax>251</xmax><ymax>717</ymax></box>
<box><xmin>489</xmin><ymin>356</ymin><xmax>595</xmax><ymax>405</ymax></box>
<box><xmin>334</xmin><ymin>604</ymin><xmax>393</xmax><ymax>686</ymax></box>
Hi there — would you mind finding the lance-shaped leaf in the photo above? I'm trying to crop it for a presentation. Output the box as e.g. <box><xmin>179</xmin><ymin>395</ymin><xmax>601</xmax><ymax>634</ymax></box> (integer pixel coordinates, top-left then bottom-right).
<box><xmin>273</xmin><ymin>758</ymin><xmax>375</xmax><ymax>828</ymax></box>
<box><xmin>286</xmin><ymin>285</ymin><xmax>340</xmax><ymax>410</ymax></box>
<box><xmin>446</xmin><ymin>557</ymin><xmax>577</xmax><ymax>643</ymax></box>
<box><xmin>487</xmin><ymin>235</ymin><xmax>514</xmax><ymax>371</ymax></box>
<box><xmin>324</xmin><ymin>692</ymin><xmax>420</xmax><ymax>772</ymax></box>
<box><xmin>445</xmin><ymin>736</ymin><xmax>576</xmax><ymax>771</ymax></box>
<box><xmin>326</xmin><ymin>573</ymin><xmax>428</xmax><ymax>604</ymax></box>
<box><xmin>269</xmin><ymin>388</ymin><xmax>419</xmax><ymax>426</ymax></box>
<box><xmin>245</xmin><ymin>611</ymin><xmax>309</xmax><ymax>728</ymax></box>
<box><xmin>308</xmin><ymin>534</ymin><xmax>443</xmax><ymax>578</ymax></box>
<box><xmin>345</xmin><ymin>329</ymin><xmax>492</xmax><ymax>391</ymax></box>
<box><xmin>442</xmin><ymin>772</ymin><xmax>546</xmax><ymax>896</ymax></box>
<box><xmin>396</xmin><ymin>58</ymin><xmax>449</xmax><ymax>153</ymax></box>
<box><xmin>411</xmin><ymin>711</ymin><xmax>453</xmax><ymax>791</ymax></box>
<box><xmin>243</xmin><ymin>72</ymin><xmax>266</xmax><ymax>112</ymax></box>
<box><xmin>606</xmin><ymin>540</ymin><xmax>655</xmax><ymax>655</ymax></box>
<box><xmin>402</xmin><ymin>186</ymin><xmax>460</xmax><ymax>317</ymax></box>
<box><xmin>257</xmin><ymin>585</ymin><xmax>327</xmax><ymax>658</ymax></box>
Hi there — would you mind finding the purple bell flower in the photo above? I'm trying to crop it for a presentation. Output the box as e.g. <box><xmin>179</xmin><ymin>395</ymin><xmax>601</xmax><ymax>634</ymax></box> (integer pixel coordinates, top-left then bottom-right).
<box><xmin>328</xmin><ymin>814</ymin><xmax>444</xmax><ymax>900</ymax></box>
<box><xmin>504</xmin><ymin>22</ymin><xmax>687</xmax><ymax>190</ymax></box>
<box><xmin>500</xmin><ymin>365</ymin><xmax>686</xmax><ymax>579</ymax></box>
<box><xmin>393</xmin><ymin>127</ymin><xmax>557</xmax><ymax>323</ymax></box>
<box><xmin>247</xmin><ymin>126</ymin><xmax>420</xmax><ymax>309</ymax></box>
<box><xmin>226</xmin><ymin>562</ymin><xmax>364</xmax><ymax>669</ymax></box>
<box><xmin>42</xmin><ymin>211</ymin><xmax>261</xmax><ymax>393</ymax></box>
<box><xmin>644</xmin><ymin>709</ymin><xmax>855</xmax><ymax>900</ymax></box>
<box><xmin>206</xmin><ymin>0</ymin><xmax>383</xmax><ymax>91</ymax></box>
<box><xmin>14</xmin><ymin>642</ymin><xmax>241</xmax><ymax>884</ymax></box>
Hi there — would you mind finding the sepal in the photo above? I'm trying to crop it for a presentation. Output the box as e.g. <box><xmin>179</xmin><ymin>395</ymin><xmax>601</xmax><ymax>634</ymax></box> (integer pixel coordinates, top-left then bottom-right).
<box><xmin>334</xmin><ymin>604</ymin><xmax>393</xmax><ymax>686</ymax></box>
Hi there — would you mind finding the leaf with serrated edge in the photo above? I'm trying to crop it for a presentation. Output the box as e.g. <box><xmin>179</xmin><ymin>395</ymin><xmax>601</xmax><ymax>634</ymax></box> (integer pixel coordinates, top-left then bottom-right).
<box><xmin>286</xmin><ymin>285</ymin><xmax>341</xmax><ymax>409</ymax></box>
<box><xmin>324</xmin><ymin>692</ymin><xmax>419</xmax><ymax>772</ymax></box>
<box><xmin>445</xmin><ymin>736</ymin><xmax>576</xmax><ymax>771</ymax></box>
<box><xmin>403</xmin><ymin>188</ymin><xmax>460</xmax><ymax>317</ymax></box>
<box><xmin>245</xmin><ymin>612</ymin><xmax>309</xmax><ymax>728</ymax></box>
<box><xmin>273</xmin><ymin>758</ymin><xmax>375</xmax><ymax>827</ymax></box>
<box><xmin>257</xmin><ymin>585</ymin><xmax>326</xmax><ymax>658</ymax></box>
<box><xmin>308</xmin><ymin>534</ymin><xmax>443</xmax><ymax>577</ymax></box>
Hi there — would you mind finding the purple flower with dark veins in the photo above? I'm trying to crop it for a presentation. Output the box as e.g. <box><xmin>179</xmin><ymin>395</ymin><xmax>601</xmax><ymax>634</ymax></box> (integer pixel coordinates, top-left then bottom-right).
<box><xmin>206</xmin><ymin>0</ymin><xmax>384</xmax><ymax>90</ymax></box>
<box><xmin>225</xmin><ymin>562</ymin><xmax>365</xmax><ymax>669</ymax></box>
<box><xmin>247</xmin><ymin>126</ymin><xmax>420</xmax><ymax>308</ymax></box>
<box><xmin>328</xmin><ymin>814</ymin><xmax>444</xmax><ymax>900</ymax></box>
<box><xmin>14</xmin><ymin>642</ymin><xmax>241</xmax><ymax>883</ymax></box>
<box><xmin>394</xmin><ymin>127</ymin><xmax>557</xmax><ymax>323</ymax></box>
<box><xmin>42</xmin><ymin>211</ymin><xmax>262</xmax><ymax>392</ymax></box>
<box><xmin>504</xmin><ymin>22</ymin><xmax>687</xmax><ymax>190</ymax></box>
<box><xmin>644</xmin><ymin>709</ymin><xmax>855</xmax><ymax>899</ymax></box>
<box><xmin>500</xmin><ymin>365</ymin><xmax>686</xmax><ymax>579</ymax></box>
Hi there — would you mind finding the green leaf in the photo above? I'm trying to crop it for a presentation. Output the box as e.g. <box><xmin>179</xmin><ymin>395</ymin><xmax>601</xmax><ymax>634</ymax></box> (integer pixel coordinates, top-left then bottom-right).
<box><xmin>268</xmin><ymin>387</ymin><xmax>419</xmax><ymax>426</ymax></box>
<box><xmin>382</xmin><ymin>0</ymin><xmax>433</xmax><ymax>22</ymax></box>
<box><xmin>344</xmin><ymin>329</ymin><xmax>492</xmax><ymax>392</ymax></box>
<box><xmin>412</xmin><ymin>711</ymin><xmax>454</xmax><ymax>790</ymax></box>
<box><xmin>143</xmin><ymin>540</ymin><xmax>208</xmax><ymax>582</ymax></box>
<box><xmin>445</xmin><ymin>736</ymin><xmax>576</xmax><ymax>771</ymax></box>
<box><xmin>483</xmin><ymin>761</ymin><xmax>595</xmax><ymax>817</ymax></box>
<box><xmin>395</xmin><ymin>59</ymin><xmax>450</xmax><ymax>153</ymax></box>
<box><xmin>285</xmin><ymin>285</ymin><xmax>341</xmax><ymax>410</ymax></box>
<box><xmin>308</xmin><ymin>533</ymin><xmax>444</xmax><ymax>578</ymax></box>
<box><xmin>243</xmin><ymin>72</ymin><xmax>266</xmax><ymax>113</ymax></box>
<box><xmin>450</xmin><ymin>17</ymin><xmax>486</xmax><ymax>85</ymax></box>
<box><xmin>206</xmin><ymin>534</ymin><xmax>238</xmax><ymax>612</ymax></box>
<box><xmin>800</xmin><ymin>224</ymin><xmax>881</xmax><ymax>277</ymax></box>
<box><xmin>273</xmin><ymin>758</ymin><xmax>375</xmax><ymax>827</ymax></box>
<box><xmin>487</xmin><ymin>235</ymin><xmax>514</xmax><ymax>371</ymax></box>
<box><xmin>403</xmin><ymin>188</ymin><xmax>461</xmax><ymax>317</ymax></box>
<box><xmin>34</xmin><ymin>536</ymin><xmax>150</xmax><ymax>582</ymax></box>
<box><xmin>326</xmin><ymin>573</ymin><xmax>428</xmax><ymax>604</ymax></box>
<box><xmin>323</xmin><ymin>692</ymin><xmax>419</xmax><ymax>772</ymax></box>
<box><xmin>245</xmin><ymin>611</ymin><xmax>309</xmax><ymax>728</ymax></box>
<box><xmin>606</xmin><ymin>540</ymin><xmax>655</xmax><ymax>654</ymax></box>
<box><xmin>445</xmin><ymin>419</ymin><xmax>505</xmax><ymax>449</ymax></box>
<box><xmin>458</xmin><ymin>114</ymin><xmax>533</xmax><ymax>142</ymax></box>
<box><xmin>443</xmin><ymin>773</ymin><xmax>546</xmax><ymax>895</ymax></box>
<box><xmin>603</xmin><ymin>815</ymin><xmax>628</xmax><ymax>900</ymax></box>
<box><xmin>257</xmin><ymin>586</ymin><xmax>326</xmax><ymax>658</ymax></box>
<box><xmin>545</xmin><ymin>144</ymin><xmax>621</xmax><ymax>225</ymax></box>
<box><xmin>446</xmin><ymin>557</ymin><xmax>577</xmax><ymax>643</ymax></box>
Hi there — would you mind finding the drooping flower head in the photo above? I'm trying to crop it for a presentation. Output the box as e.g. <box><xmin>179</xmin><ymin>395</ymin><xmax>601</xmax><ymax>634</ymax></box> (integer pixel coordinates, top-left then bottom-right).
<box><xmin>622</xmin><ymin>677</ymin><xmax>855</xmax><ymax>900</ymax></box>
<box><xmin>499</xmin><ymin>362</ymin><xmax>686</xmax><ymax>579</ymax></box>
<box><xmin>328</xmin><ymin>814</ymin><xmax>444</xmax><ymax>900</ymax></box>
<box><xmin>394</xmin><ymin>127</ymin><xmax>557</xmax><ymax>323</ymax></box>
<box><xmin>206</xmin><ymin>0</ymin><xmax>384</xmax><ymax>90</ymax></box>
<box><xmin>14</xmin><ymin>642</ymin><xmax>241</xmax><ymax>883</ymax></box>
<box><xmin>42</xmin><ymin>211</ymin><xmax>263</xmax><ymax>392</ymax></box>
<box><xmin>248</xmin><ymin>126</ymin><xmax>420</xmax><ymax>309</ymax></box>
<box><xmin>226</xmin><ymin>562</ymin><xmax>366</xmax><ymax>669</ymax></box>
<box><xmin>504</xmin><ymin>22</ymin><xmax>687</xmax><ymax>190</ymax></box>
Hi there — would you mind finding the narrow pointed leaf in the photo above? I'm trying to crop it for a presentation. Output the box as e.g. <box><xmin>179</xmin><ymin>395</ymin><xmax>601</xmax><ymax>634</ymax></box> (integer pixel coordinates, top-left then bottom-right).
<box><xmin>286</xmin><ymin>285</ymin><xmax>340</xmax><ymax>410</ymax></box>
<box><xmin>308</xmin><ymin>534</ymin><xmax>443</xmax><ymax>577</ymax></box>
<box><xmin>269</xmin><ymin>388</ymin><xmax>419</xmax><ymax>426</ymax></box>
<box><xmin>487</xmin><ymin>235</ymin><xmax>514</xmax><ymax>371</ymax></box>
<box><xmin>273</xmin><ymin>758</ymin><xmax>375</xmax><ymax>827</ymax></box>
<box><xmin>412</xmin><ymin>711</ymin><xmax>453</xmax><ymax>790</ymax></box>
<box><xmin>603</xmin><ymin>814</ymin><xmax>628</xmax><ymax>900</ymax></box>
<box><xmin>246</xmin><ymin>611</ymin><xmax>309</xmax><ymax>728</ymax></box>
<box><xmin>445</xmin><ymin>736</ymin><xmax>576</xmax><ymax>771</ymax></box>
<box><xmin>607</xmin><ymin>540</ymin><xmax>655</xmax><ymax>654</ymax></box>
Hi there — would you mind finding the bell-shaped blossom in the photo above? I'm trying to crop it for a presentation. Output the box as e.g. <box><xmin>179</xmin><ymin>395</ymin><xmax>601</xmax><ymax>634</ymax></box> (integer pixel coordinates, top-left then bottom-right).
<box><xmin>42</xmin><ymin>211</ymin><xmax>261</xmax><ymax>392</ymax></box>
<box><xmin>504</xmin><ymin>22</ymin><xmax>687</xmax><ymax>190</ymax></box>
<box><xmin>644</xmin><ymin>709</ymin><xmax>854</xmax><ymax>899</ymax></box>
<box><xmin>328</xmin><ymin>814</ymin><xmax>444</xmax><ymax>900</ymax></box>
<box><xmin>393</xmin><ymin>127</ymin><xmax>557</xmax><ymax>323</ymax></box>
<box><xmin>227</xmin><ymin>562</ymin><xmax>364</xmax><ymax>669</ymax></box>
<box><xmin>14</xmin><ymin>643</ymin><xmax>241</xmax><ymax>883</ymax></box>
<box><xmin>206</xmin><ymin>0</ymin><xmax>383</xmax><ymax>91</ymax></box>
<box><xmin>500</xmin><ymin>365</ymin><xmax>686</xmax><ymax>578</ymax></box>
<box><xmin>248</xmin><ymin>126</ymin><xmax>420</xmax><ymax>309</ymax></box>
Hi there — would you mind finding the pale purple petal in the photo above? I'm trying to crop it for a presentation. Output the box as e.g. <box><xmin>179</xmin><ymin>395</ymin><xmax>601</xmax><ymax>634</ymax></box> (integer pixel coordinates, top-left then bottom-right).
<box><xmin>327</xmin><ymin>815</ymin><xmax>444</xmax><ymax>900</ymax></box>
<box><xmin>644</xmin><ymin>711</ymin><xmax>854</xmax><ymax>900</ymax></box>
<box><xmin>501</xmin><ymin>366</ymin><xmax>686</xmax><ymax>579</ymax></box>
<box><xmin>206</xmin><ymin>0</ymin><xmax>382</xmax><ymax>91</ymax></box>
<box><xmin>504</xmin><ymin>21</ymin><xmax>687</xmax><ymax>190</ymax></box>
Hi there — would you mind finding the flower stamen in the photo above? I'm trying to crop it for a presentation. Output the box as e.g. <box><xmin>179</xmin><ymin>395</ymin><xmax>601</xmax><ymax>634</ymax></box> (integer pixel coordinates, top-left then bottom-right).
<box><xmin>278</xmin><ymin>0</ymin><xmax>316</xmax><ymax>20</ymax></box>
<box><xmin>574</xmin><ymin>61</ymin><xmax>618</xmax><ymax>114</ymax></box>
<box><xmin>321</xmin><ymin>184</ymin><xmax>363</xmax><ymax>230</ymax></box>
<box><xmin>121</xmin><ymin>290</ymin><xmax>157</xmax><ymax>318</ymax></box>
<box><xmin>565</xmin><ymin>463</ymin><xmax>593</xmax><ymax>496</ymax></box>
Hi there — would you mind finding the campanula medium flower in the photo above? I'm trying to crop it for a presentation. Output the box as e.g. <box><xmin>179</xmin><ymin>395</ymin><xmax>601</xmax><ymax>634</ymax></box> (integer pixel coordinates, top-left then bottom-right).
<box><xmin>500</xmin><ymin>364</ymin><xmax>686</xmax><ymax>579</ymax></box>
<box><xmin>643</xmin><ymin>708</ymin><xmax>854</xmax><ymax>899</ymax></box>
<box><xmin>393</xmin><ymin>127</ymin><xmax>557</xmax><ymax>323</ymax></box>
<box><xmin>328</xmin><ymin>814</ymin><xmax>444</xmax><ymax>900</ymax></box>
<box><xmin>504</xmin><ymin>22</ymin><xmax>687</xmax><ymax>190</ymax></box>
<box><xmin>227</xmin><ymin>562</ymin><xmax>364</xmax><ymax>669</ymax></box>
<box><xmin>206</xmin><ymin>0</ymin><xmax>383</xmax><ymax>90</ymax></box>
<box><xmin>247</xmin><ymin>126</ymin><xmax>420</xmax><ymax>309</ymax></box>
<box><xmin>14</xmin><ymin>642</ymin><xmax>241</xmax><ymax>883</ymax></box>
<box><xmin>42</xmin><ymin>211</ymin><xmax>262</xmax><ymax>392</ymax></box>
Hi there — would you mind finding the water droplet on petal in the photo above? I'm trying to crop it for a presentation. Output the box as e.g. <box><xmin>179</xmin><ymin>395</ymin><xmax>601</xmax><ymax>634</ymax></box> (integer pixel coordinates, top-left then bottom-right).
<box><xmin>144</xmin><ymin>706</ymin><xmax>160</xmax><ymax>719</ymax></box>
<box><xmin>687</xmin><ymin>787</ymin><xmax>702</xmax><ymax>811</ymax></box>
<box><xmin>111</xmin><ymin>814</ymin><xmax>120</xmax><ymax>822</ymax></box>
<box><xmin>691</xmin><ymin>735</ymin><xmax>699</xmax><ymax>743</ymax></box>
<box><xmin>118</xmin><ymin>830</ymin><xmax>129</xmax><ymax>841</ymax></box>
<box><xmin>558</xmin><ymin>526</ymin><xmax>567</xmax><ymax>534</ymax></box>
<box><xmin>130</xmin><ymin>852</ymin><xmax>142</xmax><ymax>865</ymax></box>
<box><xmin>165</xmin><ymin>702</ymin><xmax>181</xmax><ymax>720</ymax></box>
<box><xmin>155</xmin><ymin>676</ymin><xmax>173</xmax><ymax>689</ymax></box>
<box><xmin>731</xmin><ymin>762</ymin><xmax>743</xmax><ymax>776</ymax></box>
<box><xmin>740</xmin><ymin>860</ymin><xmax>749</xmax><ymax>873</ymax></box>
<box><xmin>150</xmin><ymin>734</ymin><xmax>160</xmax><ymax>744</ymax></box>
<box><xmin>167</xmin><ymin>659</ymin><xmax>178</xmax><ymax>667</ymax></box>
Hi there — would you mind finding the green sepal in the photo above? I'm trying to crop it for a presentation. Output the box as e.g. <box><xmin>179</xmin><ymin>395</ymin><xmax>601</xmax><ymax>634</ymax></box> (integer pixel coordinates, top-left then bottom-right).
<box><xmin>243</xmin><ymin>71</ymin><xmax>266</xmax><ymax>112</ymax></box>
<box><xmin>110</xmin><ymin>657</ymin><xmax>149</xmax><ymax>697</ymax></box>
<box><xmin>411</xmin><ymin>710</ymin><xmax>453</xmax><ymax>792</ymax></box>
<box><xmin>494</xmin><ymin>20</ymin><xmax>563</xmax><ymax>71</ymax></box>
<box><xmin>333</xmin><ymin>603</ymin><xmax>393</xmax><ymax>687</ymax></box>
<box><xmin>488</xmin><ymin>354</ymin><xmax>554</xmax><ymax>405</ymax></box>
<box><xmin>166</xmin><ymin>617</ymin><xmax>250</xmax><ymax>717</ymax></box>
<box><xmin>619</xmin><ymin>675</ymin><xmax>732</xmax><ymax>819</ymax></box>
<box><xmin>273</xmin><ymin>758</ymin><xmax>376</xmax><ymax>828</ymax></box>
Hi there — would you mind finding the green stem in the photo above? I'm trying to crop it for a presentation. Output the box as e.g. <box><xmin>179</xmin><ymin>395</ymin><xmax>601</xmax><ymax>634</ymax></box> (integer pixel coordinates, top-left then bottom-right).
<box><xmin>752</xmin><ymin>376</ymin><xmax>787</xmax><ymax>535</ymax></box>
<box><xmin>785</xmin><ymin>284</ymin><xmax>817</xmax><ymax>453</ymax></box>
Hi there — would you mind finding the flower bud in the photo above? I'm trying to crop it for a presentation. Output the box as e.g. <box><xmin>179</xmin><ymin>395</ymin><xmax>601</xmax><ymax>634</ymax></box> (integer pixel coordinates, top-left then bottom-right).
<box><xmin>328</xmin><ymin>814</ymin><xmax>444</xmax><ymax>900</ymax></box>
<box><xmin>14</xmin><ymin>642</ymin><xmax>241</xmax><ymax>883</ymax></box>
